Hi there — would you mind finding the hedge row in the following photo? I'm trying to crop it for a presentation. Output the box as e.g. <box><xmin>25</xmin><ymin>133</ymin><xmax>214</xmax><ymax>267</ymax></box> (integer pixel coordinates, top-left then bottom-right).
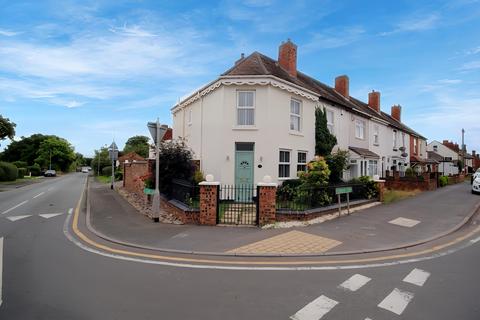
<box><xmin>0</xmin><ymin>162</ymin><xmax>19</xmax><ymax>181</ymax></box>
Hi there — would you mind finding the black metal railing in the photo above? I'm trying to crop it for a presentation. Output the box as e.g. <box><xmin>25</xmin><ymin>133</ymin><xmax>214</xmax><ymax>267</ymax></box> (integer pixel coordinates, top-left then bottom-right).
<box><xmin>218</xmin><ymin>184</ymin><xmax>257</xmax><ymax>225</ymax></box>
<box><xmin>276</xmin><ymin>183</ymin><xmax>373</xmax><ymax>213</ymax></box>
<box><xmin>170</xmin><ymin>179</ymin><xmax>200</xmax><ymax>209</ymax></box>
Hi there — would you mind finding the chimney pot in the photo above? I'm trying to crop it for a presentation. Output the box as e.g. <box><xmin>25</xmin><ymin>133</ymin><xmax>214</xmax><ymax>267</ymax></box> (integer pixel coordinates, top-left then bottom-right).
<box><xmin>368</xmin><ymin>90</ymin><xmax>381</xmax><ymax>113</ymax></box>
<box><xmin>391</xmin><ymin>105</ymin><xmax>401</xmax><ymax>122</ymax></box>
<box><xmin>334</xmin><ymin>75</ymin><xmax>349</xmax><ymax>98</ymax></box>
<box><xmin>278</xmin><ymin>39</ymin><xmax>297</xmax><ymax>77</ymax></box>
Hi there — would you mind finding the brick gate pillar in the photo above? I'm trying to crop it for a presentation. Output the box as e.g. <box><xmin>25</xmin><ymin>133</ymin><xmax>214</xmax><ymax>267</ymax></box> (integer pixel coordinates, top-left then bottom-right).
<box><xmin>199</xmin><ymin>175</ymin><xmax>219</xmax><ymax>226</ymax></box>
<box><xmin>374</xmin><ymin>178</ymin><xmax>386</xmax><ymax>202</ymax></box>
<box><xmin>257</xmin><ymin>175</ymin><xmax>277</xmax><ymax>226</ymax></box>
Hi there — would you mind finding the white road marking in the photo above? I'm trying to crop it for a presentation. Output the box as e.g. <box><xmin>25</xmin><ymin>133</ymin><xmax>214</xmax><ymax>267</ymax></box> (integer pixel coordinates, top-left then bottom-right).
<box><xmin>378</xmin><ymin>288</ymin><xmax>414</xmax><ymax>315</ymax></box>
<box><xmin>33</xmin><ymin>192</ymin><xmax>45</xmax><ymax>199</ymax></box>
<box><xmin>68</xmin><ymin>208</ymin><xmax>73</xmax><ymax>215</ymax></box>
<box><xmin>470</xmin><ymin>236</ymin><xmax>480</xmax><ymax>243</ymax></box>
<box><xmin>403</xmin><ymin>268</ymin><xmax>430</xmax><ymax>287</ymax></box>
<box><xmin>1</xmin><ymin>200</ymin><xmax>28</xmax><ymax>215</ymax></box>
<box><xmin>290</xmin><ymin>295</ymin><xmax>338</xmax><ymax>320</ymax></box>
<box><xmin>365</xmin><ymin>318</ymin><xmax>373</xmax><ymax>320</ymax></box>
<box><xmin>389</xmin><ymin>217</ymin><xmax>421</xmax><ymax>228</ymax></box>
<box><xmin>0</xmin><ymin>237</ymin><xmax>3</xmax><ymax>307</ymax></box>
<box><xmin>39</xmin><ymin>213</ymin><xmax>63</xmax><ymax>219</ymax></box>
<box><xmin>339</xmin><ymin>274</ymin><xmax>371</xmax><ymax>292</ymax></box>
<box><xmin>6</xmin><ymin>215</ymin><xmax>32</xmax><ymax>222</ymax></box>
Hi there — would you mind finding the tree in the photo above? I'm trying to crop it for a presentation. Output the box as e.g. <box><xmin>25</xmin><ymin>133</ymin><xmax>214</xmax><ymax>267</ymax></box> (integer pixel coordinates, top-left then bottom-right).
<box><xmin>326</xmin><ymin>150</ymin><xmax>349</xmax><ymax>184</ymax></box>
<box><xmin>315</xmin><ymin>107</ymin><xmax>337</xmax><ymax>157</ymax></box>
<box><xmin>35</xmin><ymin>137</ymin><xmax>76</xmax><ymax>172</ymax></box>
<box><xmin>0</xmin><ymin>115</ymin><xmax>16</xmax><ymax>142</ymax></box>
<box><xmin>154</xmin><ymin>140</ymin><xmax>195</xmax><ymax>195</ymax></box>
<box><xmin>0</xmin><ymin>134</ymin><xmax>51</xmax><ymax>165</ymax></box>
<box><xmin>91</xmin><ymin>147</ymin><xmax>110</xmax><ymax>175</ymax></box>
<box><xmin>123</xmin><ymin>135</ymin><xmax>150</xmax><ymax>158</ymax></box>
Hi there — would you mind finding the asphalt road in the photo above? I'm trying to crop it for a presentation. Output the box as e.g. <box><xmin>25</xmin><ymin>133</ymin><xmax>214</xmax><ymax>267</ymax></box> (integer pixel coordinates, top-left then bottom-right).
<box><xmin>0</xmin><ymin>173</ymin><xmax>479</xmax><ymax>319</ymax></box>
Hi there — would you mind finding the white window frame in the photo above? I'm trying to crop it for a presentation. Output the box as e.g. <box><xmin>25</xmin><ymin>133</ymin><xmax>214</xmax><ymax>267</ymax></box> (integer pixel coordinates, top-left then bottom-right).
<box><xmin>433</xmin><ymin>145</ymin><xmax>438</xmax><ymax>152</ymax></box>
<box><xmin>290</xmin><ymin>99</ymin><xmax>302</xmax><ymax>132</ymax></box>
<box><xmin>297</xmin><ymin>151</ymin><xmax>307</xmax><ymax>173</ymax></box>
<box><xmin>393</xmin><ymin>130</ymin><xmax>398</xmax><ymax>149</ymax></box>
<box><xmin>368</xmin><ymin>160</ymin><xmax>378</xmax><ymax>177</ymax></box>
<box><xmin>326</xmin><ymin>109</ymin><xmax>334</xmax><ymax>134</ymax></box>
<box><xmin>373</xmin><ymin>125</ymin><xmax>379</xmax><ymax>145</ymax></box>
<box><xmin>236</xmin><ymin>90</ymin><xmax>255</xmax><ymax>126</ymax></box>
<box><xmin>279</xmin><ymin>150</ymin><xmax>291</xmax><ymax>179</ymax></box>
<box><xmin>188</xmin><ymin>108</ymin><xmax>192</xmax><ymax>125</ymax></box>
<box><xmin>355</xmin><ymin>119</ymin><xmax>365</xmax><ymax>140</ymax></box>
<box><xmin>414</xmin><ymin>138</ymin><xmax>418</xmax><ymax>154</ymax></box>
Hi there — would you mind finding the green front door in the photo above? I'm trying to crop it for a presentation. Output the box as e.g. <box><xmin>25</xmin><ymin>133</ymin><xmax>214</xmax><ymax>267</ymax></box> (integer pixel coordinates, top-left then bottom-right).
<box><xmin>235</xmin><ymin>143</ymin><xmax>254</xmax><ymax>202</ymax></box>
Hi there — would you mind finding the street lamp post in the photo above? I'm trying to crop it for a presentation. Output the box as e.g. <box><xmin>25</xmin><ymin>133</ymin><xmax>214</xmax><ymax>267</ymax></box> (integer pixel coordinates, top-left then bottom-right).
<box><xmin>147</xmin><ymin>119</ymin><xmax>168</xmax><ymax>222</ymax></box>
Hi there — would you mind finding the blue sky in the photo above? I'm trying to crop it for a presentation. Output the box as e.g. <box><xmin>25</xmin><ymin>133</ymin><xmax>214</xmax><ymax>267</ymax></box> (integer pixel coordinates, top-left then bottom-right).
<box><xmin>0</xmin><ymin>0</ymin><xmax>479</xmax><ymax>156</ymax></box>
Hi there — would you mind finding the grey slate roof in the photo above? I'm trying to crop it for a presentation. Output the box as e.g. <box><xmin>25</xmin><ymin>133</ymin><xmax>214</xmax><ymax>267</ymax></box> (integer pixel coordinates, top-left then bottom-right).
<box><xmin>222</xmin><ymin>51</ymin><xmax>427</xmax><ymax>140</ymax></box>
<box><xmin>348</xmin><ymin>147</ymin><xmax>380</xmax><ymax>158</ymax></box>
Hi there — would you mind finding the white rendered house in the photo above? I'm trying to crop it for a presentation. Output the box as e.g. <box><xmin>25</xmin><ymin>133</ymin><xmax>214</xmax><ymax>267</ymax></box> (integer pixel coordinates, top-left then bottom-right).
<box><xmin>172</xmin><ymin>40</ymin><xmax>426</xmax><ymax>185</ymax></box>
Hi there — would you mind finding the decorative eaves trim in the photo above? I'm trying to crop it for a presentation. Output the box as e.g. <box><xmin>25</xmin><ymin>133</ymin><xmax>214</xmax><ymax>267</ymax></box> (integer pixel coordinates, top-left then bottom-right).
<box><xmin>172</xmin><ymin>76</ymin><xmax>319</xmax><ymax>114</ymax></box>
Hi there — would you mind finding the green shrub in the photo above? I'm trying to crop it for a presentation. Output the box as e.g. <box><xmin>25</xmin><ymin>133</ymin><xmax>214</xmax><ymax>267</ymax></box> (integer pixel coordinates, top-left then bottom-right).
<box><xmin>325</xmin><ymin>150</ymin><xmax>349</xmax><ymax>184</ymax></box>
<box><xmin>193</xmin><ymin>170</ymin><xmax>205</xmax><ymax>184</ymax></box>
<box><xmin>0</xmin><ymin>162</ymin><xmax>18</xmax><ymax>181</ymax></box>
<box><xmin>12</xmin><ymin>161</ymin><xmax>28</xmax><ymax>168</ymax></box>
<box><xmin>439</xmin><ymin>175</ymin><xmax>448</xmax><ymax>187</ymax></box>
<box><xmin>277</xmin><ymin>179</ymin><xmax>302</xmax><ymax>200</ymax></box>
<box><xmin>349</xmin><ymin>176</ymin><xmax>379</xmax><ymax>199</ymax></box>
<box><xmin>405</xmin><ymin>167</ymin><xmax>415</xmax><ymax>177</ymax></box>
<box><xmin>28</xmin><ymin>164</ymin><xmax>41</xmax><ymax>176</ymax></box>
<box><xmin>17</xmin><ymin>168</ymin><xmax>27</xmax><ymax>179</ymax></box>
<box><xmin>101</xmin><ymin>166</ymin><xmax>112</xmax><ymax>176</ymax></box>
<box><xmin>114</xmin><ymin>170</ymin><xmax>123</xmax><ymax>181</ymax></box>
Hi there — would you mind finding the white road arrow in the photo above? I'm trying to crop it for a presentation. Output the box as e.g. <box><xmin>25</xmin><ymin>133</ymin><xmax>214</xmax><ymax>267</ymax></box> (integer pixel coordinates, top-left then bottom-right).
<box><xmin>6</xmin><ymin>215</ymin><xmax>32</xmax><ymax>222</ymax></box>
<box><xmin>39</xmin><ymin>213</ymin><xmax>63</xmax><ymax>219</ymax></box>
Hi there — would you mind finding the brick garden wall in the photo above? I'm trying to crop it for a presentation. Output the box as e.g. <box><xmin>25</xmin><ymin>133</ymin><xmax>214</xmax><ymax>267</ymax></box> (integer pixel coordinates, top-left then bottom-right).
<box><xmin>123</xmin><ymin>161</ymin><xmax>151</xmax><ymax>198</ymax></box>
<box><xmin>159</xmin><ymin>196</ymin><xmax>199</xmax><ymax>224</ymax></box>
<box><xmin>385</xmin><ymin>172</ymin><xmax>437</xmax><ymax>191</ymax></box>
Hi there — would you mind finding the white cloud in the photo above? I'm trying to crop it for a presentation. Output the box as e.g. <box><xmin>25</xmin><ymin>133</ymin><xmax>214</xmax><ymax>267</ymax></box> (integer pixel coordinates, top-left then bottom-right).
<box><xmin>0</xmin><ymin>28</ymin><xmax>21</xmax><ymax>37</ymax></box>
<box><xmin>380</xmin><ymin>13</ymin><xmax>440</xmax><ymax>36</ymax></box>
<box><xmin>109</xmin><ymin>24</ymin><xmax>158</xmax><ymax>37</ymax></box>
<box><xmin>460</xmin><ymin>60</ymin><xmax>480</xmax><ymax>70</ymax></box>
<box><xmin>437</xmin><ymin>79</ymin><xmax>462</xmax><ymax>84</ymax></box>
<box><xmin>303</xmin><ymin>26</ymin><xmax>365</xmax><ymax>51</ymax></box>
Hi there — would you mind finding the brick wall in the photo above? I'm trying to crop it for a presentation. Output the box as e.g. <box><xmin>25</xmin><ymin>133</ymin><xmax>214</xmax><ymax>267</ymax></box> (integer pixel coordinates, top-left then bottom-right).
<box><xmin>159</xmin><ymin>196</ymin><xmax>200</xmax><ymax>224</ymax></box>
<box><xmin>123</xmin><ymin>161</ymin><xmax>151</xmax><ymax>198</ymax></box>
<box><xmin>199</xmin><ymin>184</ymin><xmax>218</xmax><ymax>226</ymax></box>
<box><xmin>258</xmin><ymin>185</ymin><xmax>276</xmax><ymax>226</ymax></box>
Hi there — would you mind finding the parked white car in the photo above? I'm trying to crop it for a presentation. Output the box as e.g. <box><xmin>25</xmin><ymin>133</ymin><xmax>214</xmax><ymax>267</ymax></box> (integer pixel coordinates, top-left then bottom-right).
<box><xmin>473</xmin><ymin>176</ymin><xmax>480</xmax><ymax>195</ymax></box>
<box><xmin>472</xmin><ymin>169</ymin><xmax>480</xmax><ymax>184</ymax></box>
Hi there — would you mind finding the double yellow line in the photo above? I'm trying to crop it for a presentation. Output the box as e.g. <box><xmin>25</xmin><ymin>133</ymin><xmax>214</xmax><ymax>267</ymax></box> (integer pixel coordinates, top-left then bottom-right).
<box><xmin>70</xmin><ymin>180</ymin><xmax>480</xmax><ymax>266</ymax></box>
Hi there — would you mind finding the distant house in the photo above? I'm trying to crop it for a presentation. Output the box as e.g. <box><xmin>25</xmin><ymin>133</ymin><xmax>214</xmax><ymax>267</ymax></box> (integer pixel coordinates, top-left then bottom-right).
<box><xmin>172</xmin><ymin>40</ymin><xmax>428</xmax><ymax>185</ymax></box>
<box><xmin>427</xmin><ymin>140</ymin><xmax>460</xmax><ymax>175</ymax></box>
<box><xmin>118</xmin><ymin>152</ymin><xmax>145</xmax><ymax>166</ymax></box>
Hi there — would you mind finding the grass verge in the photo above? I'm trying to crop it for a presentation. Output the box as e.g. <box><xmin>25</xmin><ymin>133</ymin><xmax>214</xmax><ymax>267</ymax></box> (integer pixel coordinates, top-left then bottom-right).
<box><xmin>383</xmin><ymin>189</ymin><xmax>422</xmax><ymax>204</ymax></box>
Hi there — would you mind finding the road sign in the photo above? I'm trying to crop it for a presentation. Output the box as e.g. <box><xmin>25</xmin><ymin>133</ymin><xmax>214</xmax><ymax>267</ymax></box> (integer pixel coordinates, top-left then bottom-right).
<box><xmin>335</xmin><ymin>186</ymin><xmax>352</xmax><ymax>195</ymax></box>
<box><xmin>147</xmin><ymin>121</ymin><xmax>168</xmax><ymax>144</ymax></box>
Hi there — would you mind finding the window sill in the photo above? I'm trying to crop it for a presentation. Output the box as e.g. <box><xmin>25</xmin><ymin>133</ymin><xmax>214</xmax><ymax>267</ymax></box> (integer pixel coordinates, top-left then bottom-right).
<box><xmin>278</xmin><ymin>177</ymin><xmax>293</xmax><ymax>181</ymax></box>
<box><xmin>373</xmin><ymin>143</ymin><xmax>380</xmax><ymax>146</ymax></box>
<box><xmin>355</xmin><ymin>137</ymin><xmax>365</xmax><ymax>140</ymax></box>
<box><xmin>232</xmin><ymin>126</ymin><xmax>258</xmax><ymax>131</ymax></box>
<box><xmin>289</xmin><ymin>131</ymin><xmax>304</xmax><ymax>137</ymax></box>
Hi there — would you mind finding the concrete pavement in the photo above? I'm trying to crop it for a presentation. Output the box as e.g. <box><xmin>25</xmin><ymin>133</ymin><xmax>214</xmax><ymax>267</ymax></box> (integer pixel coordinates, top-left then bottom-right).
<box><xmin>88</xmin><ymin>179</ymin><xmax>480</xmax><ymax>256</ymax></box>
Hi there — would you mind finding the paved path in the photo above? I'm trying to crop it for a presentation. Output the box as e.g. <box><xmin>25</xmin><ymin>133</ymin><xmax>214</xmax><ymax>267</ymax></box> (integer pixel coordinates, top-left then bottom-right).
<box><xmin>89</xmin><ymin>180</ymin><xmax>480</xmax><ymax>255</ymax></box>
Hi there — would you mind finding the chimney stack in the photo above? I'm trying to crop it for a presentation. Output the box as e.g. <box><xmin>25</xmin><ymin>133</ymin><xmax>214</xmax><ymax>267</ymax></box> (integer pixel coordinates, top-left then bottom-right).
<box><xmin>278</xmin><ymin>39</ymin><xmax>297</xmax><ymax>77</ymax></box>
<box><xmin>334</xmin><ymin>75</ymin><xmax>349</xmax><ymax>98</ymax></box>
<box><xmin>473</xmin><ymin>150</ymin><xmax>476</xmax><ymax>158</ymax></box>
<box><xmin>368</xmin><ymin>90</ymin><xmax>381</xmax><ymax>113</ymax></box>
<box><xmin>391</xmin><ymin>105</ymin><xmax>401</xmax><ymax>122</ymax></box>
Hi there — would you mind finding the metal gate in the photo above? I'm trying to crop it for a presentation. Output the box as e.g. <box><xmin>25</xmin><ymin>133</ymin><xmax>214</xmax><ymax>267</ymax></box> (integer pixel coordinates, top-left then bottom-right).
<box><xmin>217</xmin><ymin>185</ymin><xmax>258</xmax><ymax>226</ymax></box>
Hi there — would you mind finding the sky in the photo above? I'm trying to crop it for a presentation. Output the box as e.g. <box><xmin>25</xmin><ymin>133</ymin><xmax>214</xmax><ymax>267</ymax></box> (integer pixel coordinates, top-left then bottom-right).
<box><xmin>0</xmin><ymin>0</ymin><xmax>479</xmax><ymax>157</ymax></box>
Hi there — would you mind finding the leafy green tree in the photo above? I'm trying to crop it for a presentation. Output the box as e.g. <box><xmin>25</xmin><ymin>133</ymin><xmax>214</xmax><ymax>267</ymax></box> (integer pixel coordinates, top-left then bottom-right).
<box><xmin>1</xmin><ymin>134</ymin><xmax>51</xmax><ymax>165</ymax></box>
<box><xmin>91</xmin><ymin>147</ymin><xmax>110</xmax><ymax>175</ymax></box>
<box><xmin>0</xmin><ymin>115</ymin><xmax>16</xmax><ymax>142</ymax></box>
<box><xmin>315</xmin><ymin>107</ymin><xmax>337</xmax><ymax>156</ymax></box>
<box><xmin>123</xmin><ymin>135</ymin><xmax>150</xmax><ymax>158</ymax></box>
<box><xmin>326</xmin><ymin>150</ymin><xmax>349</xmax><ymax>184</ymax></box>
<box><xmin>155</xmin><ymin>140</ymin><xmax>195</xmax><ymax>195</ymax></box>
<box><xmin>35</xmin><ymin>137</ymin><xmax>76</xmax><ymax>172</ymax></box>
